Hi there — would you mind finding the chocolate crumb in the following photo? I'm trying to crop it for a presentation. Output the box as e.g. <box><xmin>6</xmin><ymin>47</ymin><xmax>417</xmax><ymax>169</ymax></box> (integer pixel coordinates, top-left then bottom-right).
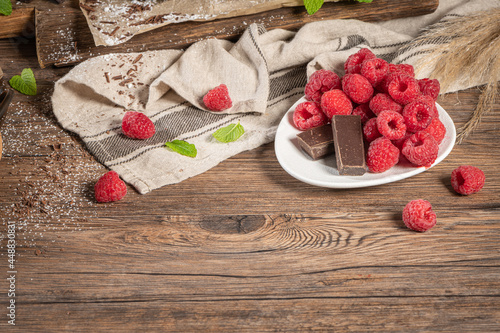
<box><xmin>132</xmin><ymin>54</ymin><xmax>143</xmax><ymax>64</ymax></box>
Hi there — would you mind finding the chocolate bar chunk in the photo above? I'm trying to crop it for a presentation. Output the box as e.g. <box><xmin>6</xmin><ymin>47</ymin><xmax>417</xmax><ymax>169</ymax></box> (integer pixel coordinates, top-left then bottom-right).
<box><xmin>296</xmin><ymin>124</ymin><xmax>335</xmax><ymax>160</ymax></box>
<box><xmin>331</xmin><ymin>115</ymin><xmax>366</xmax><ymax>176</ymax></box>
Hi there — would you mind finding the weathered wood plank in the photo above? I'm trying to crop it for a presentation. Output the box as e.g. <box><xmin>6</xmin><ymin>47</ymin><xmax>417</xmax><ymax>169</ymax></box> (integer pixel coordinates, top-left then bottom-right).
<box><xmin>0</xmin><ymin>7</ymin><xmax>35</xmax><ymax>39</ymax></box>
<box><xmin>35</xmin><ymin>0</ymin><xmax>439</xmax><ymax>68</ymax></box>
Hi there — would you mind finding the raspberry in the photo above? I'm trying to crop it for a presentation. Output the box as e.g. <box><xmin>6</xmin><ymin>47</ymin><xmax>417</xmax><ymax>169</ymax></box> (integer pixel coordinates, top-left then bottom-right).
<box><xmin>376</xmin><ymin>110</ymin><xmax>407</xmax><ymax>140</ymax></box>
<box><xmin>422</xmin><ymin>117</ymin><xmax>446</xmax><ymax>144</ymax></box>
<box><xmin>403</xmin><ymin>199</ymin><xmax>437</xmax><ymax>232</ymax></box>
<box><xmin>305</xmin><ymin>69</ymin><xmax>341</xmax><ymax>103</ymax></box>
<box><xmin>293</xmin><ymin>101</ymin><xmax>328</xmax><ymax>131</ymax></box>
<box><xmin>342</xmin><ymin>73</ymin><xmax>374</xmax><ymax>104</ymax></box>
<box><xmin>352</xmin><ymin>103</ymin><xmax>374</xmax><ymax>124</ymax></box>
<box><xmin>94</xmin><ymin>171</ymin><xmax>127</xmax><ymax>203</ymax></box>
<box><xmin>388</xmin><ymin>75</ymin><xmax>421</xmax><ymax>105</ymax></box>
<box><xmin>320</xmin><ymin>89</ymin><xmax>353</xmax><ymax>118</ymax></box>
<box><xmin>377</xmin><ymin>72</ymin><xmax>401</xmax><ymax>94</ymax></box>
<box><xmin>122</xmin><ymin>111</ymin><xmax>156</xmax><ymax>140</ymax></box>
<box><xmin>418</xmin><ymin>78</ymin><xmax>440</xmax><ymax>101</ymax></box>
<box><xmin>402</xmin><ymin>100</ymin><xmax>433</xmax><ymax>133</ymax></box>
<box><xmin>344</xmin><ymin>48</ymin><xmax>376</xmax><ymax>75</ymax></box>
<box><xmin>401</xmin><ymin>131</ymin><xmax>439</xmax><ymax>167</ymax></box>
<box><xmin>203</xmin><ymin>84</ymin><xmax>232</xmax><ymax>111</ymax></box>
<box><xmin>363</xmin><ymin>117</ymin><xmax>382</xmax><ymax>143</ymax></box>
<box><xmin>360</xmin><ymin>58</ymin><xmax>389</xmax><ymax>86</ymax></box>
<box><xmin>451</xmin><ymin>165</ymin><xmax>485</xmax><ymax>195</ymax></box>
<box><xmin>366</xmin><ymin>137</ymin><xmax>400</xmax><ymax>173</ymax></box>
<box><xmin>369</xmin><ymin>93</ymin><xmax>403</xmax><ymax>116</ymax></box>
<box><xmin>416</xmin><ymin>95</ymin><xmax>439</xmax><ymax>119</ymax></box>
<box><xmin>394</xmin><ymin>63</ymin><xmax>415</xmax><ymax>77</ymax></box>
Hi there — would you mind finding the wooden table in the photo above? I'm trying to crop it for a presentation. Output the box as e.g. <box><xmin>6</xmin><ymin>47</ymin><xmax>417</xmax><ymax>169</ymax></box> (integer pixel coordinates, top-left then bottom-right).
<box><xmin>1</xmin><ymin>1</ymin><xmax>499</xmax><ymax>332</ymax></box>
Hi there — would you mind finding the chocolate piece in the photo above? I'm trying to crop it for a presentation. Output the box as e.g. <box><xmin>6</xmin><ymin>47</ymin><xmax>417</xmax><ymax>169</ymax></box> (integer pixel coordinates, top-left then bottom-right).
<box><xmin>296</xmin><ymin>124</ymin><xmax>334</xmax><ymax>160</ymax></box>
<box><xmin>331</xmin><ymin>115</ymin><xmax>366</xmax><ymax>176</ymax></box>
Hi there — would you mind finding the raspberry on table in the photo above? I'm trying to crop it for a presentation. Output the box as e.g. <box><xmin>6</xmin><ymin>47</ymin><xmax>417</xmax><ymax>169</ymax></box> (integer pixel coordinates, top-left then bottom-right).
<box><xmin>363</xmin><ymin>117</ymin><xmax>382</xmax><ymax>143</ymax></box>
<box><xmin>376</xmin><ymin>110</ymin><xmax>407</xmax><ymax>140</ymax></box>
<box><xmin>451</xmin><ymin>165</ymin><xmax>485</xmax><ymax>195</ymax></box>
<box><xmin>366</xmin><ymin>137</ymin><xmax>400</xmax><ymax>173</ymax></box>
<box><xmin>94</xmin><ymin>171</ymin><xmax>127</xmax><ymax>203</ymax></box>
<box><xmin>293</xmin><ymin>101</ymin><xmax>328</xmax><ymax>131</ymax></box>
<box><xmin>203</xmin><ymin>84</ymin><xmax>232</xmax><ymax>111</ymax></box>
<box><xmin>403</xmin><ymin>199</ymin><xmax>437</xmax><ymax>232</ymax></box>
<box><xmin>422</xmin><ymin>117</ymin><xmax>446</xmax><ymax>144</ymax></box>
<box><xmin>342</xmin><ymin>73</ymin><xmax>374</xmax><ymax>104</ymax></box>
<box><xmin>401</xmin><ymin>131</ymin><xmax>439</xmax><ymax>167</ymax></box>
<box><xmin>344</xmin><ymin>48</ymin><xmax>376</xmax><ymax>75</ymax></box>
<box><xmin>320</xmin><ymin>89</ymin><xmax>353</xmax><ymax>118</ymax></box>
<box><xmin>418</xmin><ymin>78</ymin><xmax>440</xmax><ymax>101</ymax></box>
<box><xmin>352</xmin><ymin>103</ymin><xmax>374</xmax><ymax>124</ymax></box>
<box><xmin>388</xmin><ymin>74</ymin><xmax>421</xmax><ymax>105</ymax></box>
<box><xmin>122</xmin><ymin>111</ymin><xmax>156</xmax><ymax>140</ymax></box>
<box><xmin>361</xmin><ymin>58</ymin><xmax>389</xmax><ymax>86</ymax></box>
<box><xmin>369</xmin><ymin>93</ymin><xmax>403</xmax><ymax>116</ymax></box>
<box><xmin>305</xmin><ymin>69</ymin><xmax>341</xmax><ymax>103</ymax></box>
<box><xmin>402</xmin><ymin>100</ymin><xmax>433</xmax><ymax>133</ymax></box>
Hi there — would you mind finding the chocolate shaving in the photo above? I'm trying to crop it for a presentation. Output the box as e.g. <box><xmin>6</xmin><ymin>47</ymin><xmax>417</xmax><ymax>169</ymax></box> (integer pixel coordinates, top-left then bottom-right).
<box><xmin>132</xmin><ymin>54</ymin><xmax>143</xmax><ymax>64</ymax></box>
<box><xmin>109</xmin><ymin>26</ymin><xmax>119</xmax><ymax>36</ymax></box>
<box><xmin>112</xmin><ymin>75</ymin><xmax>123</xmax><ymax>80</ymax></box>
<box><xmin>104</xmin><ymin>72</ymin><xmax>110</xmax><ymax>83</ymax></box>
<box><xmin>119</xmin><ymin>78</ymin><xmax>133</xmax><ymax>86</ymax></box>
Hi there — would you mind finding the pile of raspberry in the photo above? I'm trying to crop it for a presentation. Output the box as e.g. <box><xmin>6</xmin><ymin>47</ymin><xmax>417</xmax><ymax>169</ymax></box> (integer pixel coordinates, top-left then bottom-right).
<box><xmin>293</xmin><ymin>48</ymin><xmax>446</xmax><ymax>173</ymax></box>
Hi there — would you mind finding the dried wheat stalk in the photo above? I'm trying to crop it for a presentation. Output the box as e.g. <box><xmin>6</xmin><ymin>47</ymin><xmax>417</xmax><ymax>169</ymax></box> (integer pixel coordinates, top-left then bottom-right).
<box><xmin>408</xmin><ymin>8</ymin><xmax>500</xmax><ymax>143</ymax></box>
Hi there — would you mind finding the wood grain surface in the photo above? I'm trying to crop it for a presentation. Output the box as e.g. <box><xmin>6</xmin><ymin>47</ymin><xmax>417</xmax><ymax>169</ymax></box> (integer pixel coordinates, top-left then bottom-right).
<box><xmin>35</xmin><ymin>0</ymin><xmax>439</xmax><ymax>68</ymax></box>
<box><xmin>1</xmin><ymin>0</ymin><xmax>500</xmax><ymax>332</ymax></box>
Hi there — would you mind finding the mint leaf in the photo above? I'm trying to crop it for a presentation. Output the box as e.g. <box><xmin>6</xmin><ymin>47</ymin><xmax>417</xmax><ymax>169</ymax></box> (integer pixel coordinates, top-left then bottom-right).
<box><xmin>9</xmin><ymin>68</ymin><xmax>37</xmax><ymax>96</ymax></box>
<box><xmin>165</xmin><ymin>140</ymin><xmax>197</xmax><ymax>158</ymax></box>
<box><xmin>304</xmin><ymin>0</ymin><xmax>324</xmax><ymax>15</ymax></box>
<box><xmin>212</xmin><ymin>122</ymin><xmax>245</xmax><ymax>143</ymax></box>
<box><xmin>0</xmin><ymin>0</ymin><xmax>12</xmax><ymax>16</ymax></box>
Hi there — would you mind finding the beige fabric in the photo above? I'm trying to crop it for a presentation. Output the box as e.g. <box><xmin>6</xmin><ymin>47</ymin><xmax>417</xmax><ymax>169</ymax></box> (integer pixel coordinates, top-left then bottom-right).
<box><xmin>52</xmin><ymin>0</ymin><xmax>498</xmax><ymax>194</ymax></box>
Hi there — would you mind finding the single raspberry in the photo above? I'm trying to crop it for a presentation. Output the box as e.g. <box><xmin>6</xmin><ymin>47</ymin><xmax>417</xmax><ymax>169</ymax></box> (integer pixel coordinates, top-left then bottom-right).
<box><xmin>320</xmin><ymin>89</ymin><xmax>353</xmax><ymax>118</ymax></box>
<box><xmin>305</xmin><ymin>69</ymin><xmax>341</xmax><ymax>103</ymax></box>
<box><xmin>401</xmin><ymin>131</ymin><xmax>439</xmax><ymax>167</ymax></box>
<box><xmin>393</xmin><ymin>63</ymin><xmax>415</xmax><ymax>77</ymax></box>
<box><xmin>403</xmin><ymin>199</ymin><xmax>437</xmax><ymax>232</ymax></box>
<box><xmin>344</xmin><ymin>48</ymin><xmax>376</xmax><ymax>75</ymax></box>
<box><xmin>422</xmin><ymin>117</ymin><xmax>446</xmax><ymax>144</ymax></box>
<box><xmin>369</xmin><ymin>93</ymin><xmax>403</xmax><ymax>116</ymax></box>
<box><xmin>366</xmin><ymin>137</ymin><xmax>400</xmax><ymax>173</ymax></box>
<box><xmin>388</xmin><ymin>75</ymin><xmax>421</xmax><ymax>105</ymax></box>
<box><xmin>418</xmin><ymin>78</ymin><xmax>440</xmax><ymax>101</ymax></box>
<box><xmin>352</xmin><ymin>103</ymin><xmax>374</xmax><ymax>124</ymax></box>
<box><xmin>203</xmin><ymin>84</ymin><xmax>232</xmax><ymax>111</ymax></box>
<box><xmin>122</xmin><ymin>111</ymin><xmax>156</xmax><ymax>140</ymax></box>
<box><xmin>451</xmin><ymin>165</ymin><xmax>485</xmax><ymax>195</ymax></box>
<box><xmin>363</xmin><ymin>117</ymin><xmax>382</xmax><ymax>143</ymax></box>
<box><xmin>376</xmin><ymin>110</ymin><xmax>407</xmax><ymax>140</ymax></box>
<box><xmin>94</xmin><ymin>171</ymin><xmax>127</xmax><ymax>203</ymax></box>
<box><xmin>360</xmin><ymin>58</ymin><xmax>389</xmax><ymax>86</ymax></box>
<box><xmin>293</xmin><ymin>101</ymin><xmax>328</xmax><ymax>131</ymax></box>
<box><xmin>416</xmin><ymin>95</ymin><xmax>439</xmax><ymax>119</ymax></box>
<box><xmin>342</xmin><ymin>73</ymin><xmax>374</xmax><ymax>104</ymax></box>
<box><xmin>402</xmin><ymin>100</ymin><xmax>433</xmax><ymax>133</ymax></box>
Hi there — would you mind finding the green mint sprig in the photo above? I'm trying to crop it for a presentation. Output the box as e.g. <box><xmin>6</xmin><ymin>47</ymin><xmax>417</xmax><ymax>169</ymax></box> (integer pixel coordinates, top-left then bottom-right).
<box><xmin>9</xmin><ymin>68</ymin><xmax>37</xmax><ymax>96</ymax></box>
<box><xmin>165</xmin><ymin>140</ymin><xmax>197</xmax><ymax>158</ymax></box>
<box><xmin>212</xmin><ymin>122</ymin><xmax>245</xmax><ymax>143</ymax></box>
<box><xmin>304</xmin><ymin>0</ymin><xmax>373</xmax><ymax>15</ymax></box>
<box><xmin>0</xmin><ymin>0</ymin><xmax>12</xmax><ymax>16</ymax></box>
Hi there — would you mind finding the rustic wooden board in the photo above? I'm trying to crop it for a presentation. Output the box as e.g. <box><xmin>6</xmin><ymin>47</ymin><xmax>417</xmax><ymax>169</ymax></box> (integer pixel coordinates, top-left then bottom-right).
<box><xmin>36</xmin><ymin>0</ymin><xmax>439</xmax><ymax>68</ymax></box>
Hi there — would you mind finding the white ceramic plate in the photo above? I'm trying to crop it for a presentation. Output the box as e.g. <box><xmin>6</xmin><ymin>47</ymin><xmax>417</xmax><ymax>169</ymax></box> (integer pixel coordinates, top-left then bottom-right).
<box><xmin>274</xmin><ymin>97</ymin><xmax>456</xmax><ymax>188</ymax></box>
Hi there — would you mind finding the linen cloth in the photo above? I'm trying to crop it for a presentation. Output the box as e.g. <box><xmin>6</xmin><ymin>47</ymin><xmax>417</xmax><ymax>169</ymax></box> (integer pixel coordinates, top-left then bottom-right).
<box><xmin>52</xmin><ymin>0</ymin><xmax>499</xmax><ymax>194</ymax></box>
